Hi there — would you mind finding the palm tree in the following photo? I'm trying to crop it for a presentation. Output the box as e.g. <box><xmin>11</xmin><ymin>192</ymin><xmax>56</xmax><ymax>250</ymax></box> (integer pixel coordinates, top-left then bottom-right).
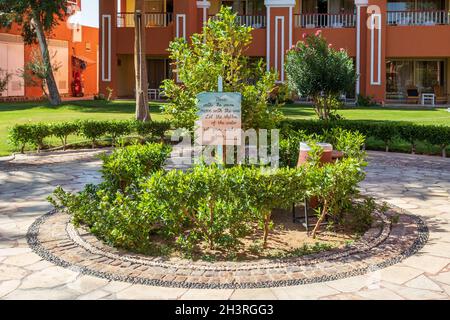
<box><xmin>134</xmin><ymin>0</ymin><xmax>151</xmax><ymax>121</ymax></box>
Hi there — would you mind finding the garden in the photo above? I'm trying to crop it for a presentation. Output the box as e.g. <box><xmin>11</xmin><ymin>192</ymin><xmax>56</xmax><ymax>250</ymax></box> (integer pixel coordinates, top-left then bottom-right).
<box><xmin>42</xmin><ymin>8</ymin><xmax>380</xmax><ymax>263</ymax></box>
<box><xmin>4</xmin><ymin>8</ymin><xmax>434</xmax><ymax>265</ymax></box>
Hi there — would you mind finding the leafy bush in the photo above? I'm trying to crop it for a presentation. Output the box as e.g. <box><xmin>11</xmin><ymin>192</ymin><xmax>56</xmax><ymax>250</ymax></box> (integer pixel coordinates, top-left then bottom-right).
<box><xmin>100</xmin><ymin>143</ymin><xmax>172</xmax><ymax>191</ymax></box>
<box><xmin>50</xmin><ymin>137</ymin><xmax>367</xmax><ymax>255</ymax></box>
<box><xmin>285</xmin><ymin>31</ymin><xmax>356</xmax><ymax>120</ymax></box>
<box><xmin>51</xmin><ymin>122</ymin><xmax>79</xmax><ymax>150</ymax></box>
<box><xmin>397</xmin><ymin>123</ymin><xmax>426</xmax><ymax>154</ymax></box>
<box><xmin>9</xmin><ymin>119</ymin><xmax>172</xmax><ymax>153</ymax></box>
<box><xmin>28</xmin><ymin>123</ymin><xmax>52</xmax><ymax>152</ymax></box>
<box><xmin>356</xmin><ymin>94</ymin><xmax>379</xmax><ymax>107</ymax></box>
<box><xmin>279</xmin><ymin>127</ymin><xmax>366</xmax><ymax>168</ymax></box>
<box><xmin>106</xmin><ymin>120</ymin><xmax>133</xmax><ymax>146</ymax></box>
<box><xmin>423</xmin><ymin>125</ymin><xmax>450</xmax><ymax>158</ymax></box>
<box><xmin>8</xmin><ymin>124</ymin><xmax>32</xmax><ymax>153</ymax></box>
<box><xmin>269</xmin><ymin>83</ymin><xmax>294</xmax><ymax>105</ymax></box>
<box><xmin>281</xmin><ymin>119</ymin><xmax>449</xmax><ymax>157</ymax></box>
<box><xmin>135</xmin><ymin>120</ymin><xmax>171</xmax><ymax>142</ymax></box>
<box><xmin>80</xmin><ymin>120</ymin><xmax>110</xmax><ymax>148</ymax></box>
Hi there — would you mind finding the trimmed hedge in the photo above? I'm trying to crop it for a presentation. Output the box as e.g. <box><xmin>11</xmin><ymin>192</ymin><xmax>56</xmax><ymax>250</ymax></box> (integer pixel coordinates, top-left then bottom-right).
<box><xmin>281</xmin><ymin>119</ymin><xmax>450</xmax><ymax>157</ymax></box>
<box><xmin>8</xmin><ymin>120</ymin><xmax>172</xmax><ymax>153</ymax></box>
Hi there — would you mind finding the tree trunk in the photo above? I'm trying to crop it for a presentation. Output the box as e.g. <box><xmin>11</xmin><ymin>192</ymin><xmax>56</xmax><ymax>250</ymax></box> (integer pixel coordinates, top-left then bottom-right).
<box><xmin>263</xmin><ymin>211</ymin><xmax>272</xmax><ymax>248</ymax></box>
<box><xmin>32</xmin><ymin>15</ymin><xmax>61</xmax><ymax>106</ymax></box>
<box><xmin>134</xmin><ymin>0</ymin><xmax>151</xmax><ymax>122</ymax></box>
<box><xmin>311</xmin><ymin>200</ymin><xmax>328</xmax><ymax>239</ymax></box>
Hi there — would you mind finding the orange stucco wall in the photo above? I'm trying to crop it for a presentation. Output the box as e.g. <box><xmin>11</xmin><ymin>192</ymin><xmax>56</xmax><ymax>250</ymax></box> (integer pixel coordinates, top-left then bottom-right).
<box><xmin>0</xmin><ymin>0</ymin><xmax>98</xmax><ymax>100</ymax></box>
<box><xmin>386</xmin><ymin>26</ymin><xmax>450</xmax><ymax>58</ymax></box>
<box><xmin>294</xmin><ymin>28</ymin><xmax>357</xmax><ymax>56</ymax></box>
<box><xmin>99</xmin><ymin>0</ymin><xmax>450</xmax><ymax>103</ymax></box>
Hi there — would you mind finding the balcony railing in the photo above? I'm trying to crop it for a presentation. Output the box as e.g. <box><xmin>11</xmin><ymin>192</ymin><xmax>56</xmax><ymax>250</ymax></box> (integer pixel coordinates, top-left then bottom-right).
<box><xmin>209</xmin><ymin>15</ymin><xmax>266</xmax><ymax>29</ymax></box>
<box><xmin>116</xmin><ymin>12</ymin><xmax>173</xmax><ymax>28</ymax></box>
<box><xmin>387</xmin><ymin>10</ymin><xmax>450</xmax><ymax>26</ymax></box>
<box><xmin>295</xmin><ymin>13</ymin><xmax>356</xmax><ymax>28</ymax></box>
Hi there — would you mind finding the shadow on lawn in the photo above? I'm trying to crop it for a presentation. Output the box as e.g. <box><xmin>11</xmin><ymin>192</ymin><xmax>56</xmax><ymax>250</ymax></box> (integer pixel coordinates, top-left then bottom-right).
<box><xmin>0</xmin><ymin>100</ymin><xmax>165</xmax><ymax>115</ymax></box>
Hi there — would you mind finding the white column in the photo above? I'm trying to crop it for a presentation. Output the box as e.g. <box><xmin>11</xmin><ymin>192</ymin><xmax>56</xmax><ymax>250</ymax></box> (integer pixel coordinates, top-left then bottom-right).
<box><xmin>197</xmin><ymin>0</ymin><xmax>211</xmax><ymax>26</ymax></box>
<box><xmin>356</xmin><ymin>4</ymin><xmax>361</xmax><ymax>97</ymax></box>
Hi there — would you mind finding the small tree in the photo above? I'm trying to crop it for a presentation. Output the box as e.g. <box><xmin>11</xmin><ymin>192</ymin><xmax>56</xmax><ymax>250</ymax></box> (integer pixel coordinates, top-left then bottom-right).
<box><xmin>286</xmin><ymin>31</ymin><xmax>356</xmax><ymax>121</ymax></box>
<box><xmin>161</xmin><ymin>6</ymin><xmax>282</xmax><ymax>130</ymax></box>
<box><xmin>20</xmin><ymin>49</ymin><xmax>61</xmax><ymax>100</ymax></box>
<box><xmin>0</xmin><ymin>0</ymin><xmax>69</xmax><ymax>105</ymax></box>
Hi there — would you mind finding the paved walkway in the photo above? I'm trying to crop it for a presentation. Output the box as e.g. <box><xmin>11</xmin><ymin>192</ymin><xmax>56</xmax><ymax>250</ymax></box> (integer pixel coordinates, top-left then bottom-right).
<box><xmin>0</xmin><ymin>150</ymin><xmax>449</xmax><ymax>300</ymax></box>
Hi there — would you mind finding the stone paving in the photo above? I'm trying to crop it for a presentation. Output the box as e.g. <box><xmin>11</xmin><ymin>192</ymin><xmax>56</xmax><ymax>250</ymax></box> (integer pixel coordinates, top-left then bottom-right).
<box><xmin>0</xmin><ymin>150</ymin><xmax>449</xmax><ymax>300</ymax></box>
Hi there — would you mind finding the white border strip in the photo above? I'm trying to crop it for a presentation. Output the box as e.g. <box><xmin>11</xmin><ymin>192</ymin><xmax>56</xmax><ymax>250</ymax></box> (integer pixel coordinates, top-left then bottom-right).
<box><xmin>275</xmin><ymin>16</ymin><xmax>285</xmax><ymax>83</ymax></box>
<box><xmin>370</xmin><ymin>14</ymin><xmax>381</xmax><ymax>86</ymax></box>
<box><xmin>176</xmin><ymin>14</ymin><xmax>186</xmax><ymax>39</ymax></box>
<box><xmin>101</xmin><ymin>15</ymin><xmax>111</xmax><ymax>82</ymax></box>
<box><xmin>266</xmin><ymin>8</ymin><xmax>271</xmax><ymax>72</ymax></box>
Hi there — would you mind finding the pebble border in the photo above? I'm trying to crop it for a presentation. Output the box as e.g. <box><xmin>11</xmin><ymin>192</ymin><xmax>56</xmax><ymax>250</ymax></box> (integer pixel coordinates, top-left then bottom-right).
<box><xmin>27</xmin><ymin>207</ymin><xmax>429</xmax><ymax>289</ymax></box>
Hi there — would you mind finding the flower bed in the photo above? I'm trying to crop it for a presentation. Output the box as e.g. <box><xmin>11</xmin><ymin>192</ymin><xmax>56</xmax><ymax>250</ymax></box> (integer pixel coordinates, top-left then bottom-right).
<box><xmin>48</xmin><ymin>129</ymin><xmax>375</xmax><ymax>261</ymax></box>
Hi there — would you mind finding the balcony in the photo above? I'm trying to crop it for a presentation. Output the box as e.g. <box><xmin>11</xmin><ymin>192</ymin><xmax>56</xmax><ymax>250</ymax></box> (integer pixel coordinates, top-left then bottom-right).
<box><xmin>116</xmin><ymin>12</ymin><xmax>173</xmax><ymax>28</ymax></box>
<box><xmin>209</xmin><ymin>15</ymin><xmax>266</xmax><ymax>29</ymax></box>
<box><xmin>295</xmin><ymin>13</ymin><xmax>356</xmax><ymax>29</ymax></box>
<box><xmin>387</xmin><ymin>10</ymin><xmax>450</xmax><ymax>26</ymax></box>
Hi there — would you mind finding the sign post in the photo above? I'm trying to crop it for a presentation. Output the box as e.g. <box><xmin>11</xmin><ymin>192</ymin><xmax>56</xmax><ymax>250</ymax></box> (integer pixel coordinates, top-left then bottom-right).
<box><xmin>197</xmin><ymin>90</ymin><xmax>242</xmax><ymax>165</ymax></box>
<box><xmin>217</xmin><ymin>76</ymin><xmax>224</xmax><ymax>164</ymax></box>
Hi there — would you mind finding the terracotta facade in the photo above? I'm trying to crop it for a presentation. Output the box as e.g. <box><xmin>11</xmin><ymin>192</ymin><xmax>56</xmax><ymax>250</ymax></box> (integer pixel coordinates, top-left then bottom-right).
<box><xmin>99</xmin><ymin>0</ymin><xmax>450</xmax><ymax>104</ymax></box>
<box><xmin>0</xmin><ymin>0</ymin><xmax>99</xmax><ymax>101</ymax></box>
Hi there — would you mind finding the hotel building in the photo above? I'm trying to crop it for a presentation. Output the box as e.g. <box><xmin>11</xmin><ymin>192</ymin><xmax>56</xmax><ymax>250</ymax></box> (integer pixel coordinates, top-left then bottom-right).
<box><xmin>99</xmin><ymin>0</ymin><xmax>450</xmax><ymax>104</ymax></box>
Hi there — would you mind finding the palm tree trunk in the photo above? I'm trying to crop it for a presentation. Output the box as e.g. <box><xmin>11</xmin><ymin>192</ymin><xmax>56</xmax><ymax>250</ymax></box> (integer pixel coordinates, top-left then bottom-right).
<box><xmin>134</xmin><ymin>0</ymin><xmax>151</xmax><ymax>122</ymax></box>
<box><xmin>32</xmin><ymin>15</ymin><xmax>61</xmax><ymax>106</ymax></box>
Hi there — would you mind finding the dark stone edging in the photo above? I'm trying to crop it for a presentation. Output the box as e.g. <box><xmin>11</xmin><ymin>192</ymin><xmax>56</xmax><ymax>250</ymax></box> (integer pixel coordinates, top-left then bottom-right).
<box><xmin>26</xmin><ymin>208</ymin><xmax>429</xmax><ymax>290</ymax></box>
<box><xmin>65</xmin><ymin>208</ymin><xmax>391</xmax><ymax>271</ymax></box>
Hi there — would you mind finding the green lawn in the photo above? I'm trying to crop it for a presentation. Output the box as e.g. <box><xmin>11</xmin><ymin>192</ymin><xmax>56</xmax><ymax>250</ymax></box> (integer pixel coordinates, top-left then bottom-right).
<box><xmin>282</xmin><ymin>104</ymin><xmax>450</xmax><ymax>125</ymax></box>
<box><xmin>0</xmin><ymin>100</ymin><xmax>165</xmax><ymax>156</ymax></box>
<box><xmin>0</xmin><ymin>100</ymin><xmax>449</xmax><ymax>156</ymax></box>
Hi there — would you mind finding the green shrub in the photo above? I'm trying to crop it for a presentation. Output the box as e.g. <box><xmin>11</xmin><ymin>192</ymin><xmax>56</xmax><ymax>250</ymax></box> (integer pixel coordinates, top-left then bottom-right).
<box><xmin>423</xmin><ymin>125</ymin><xmax>450</xmax><ymax>158</ymax></box>
<box><xmin>106</xmin><ymin>120</ymin><xmax>133</xmax><ymax>146</ymax></box>
<box><xmin>100</xmin><ymin>143</ymin><xmax>172</xmax><ymax>191</ymax></box>
<box><xmin>9</xmin><ymin>119</ymin><xmax>173</xmax><ymax>153</ymax></box>
<box><xmin>285</xmin><ymin>31</ymin><xmax>356</xmax><ymax>120</ymax></box>
<box><xmin>50</xmin><ymin>150</ymin><xmax>366</xmax><ymax>255</ymax></box>
<box><xmin>334</xmin><ymin>197</ymin><xmax>376</xmax><ymax>235</ymax></box>
<box><xmin>151</xmin><ymin>121</ymin><xmax>171</xmax><ymax>141</ymax></box>
<box><xmin>397</xmin><ymin>123</ymin><xmax>425</xmax><ymax>154</ymax></box>
<box><xmin>28</xmin><ymin>123</ymin><xmax>52</xmax><ymax>152</ymax></box>
<box><xmin>9</xmin><ymin>124</ymin><xmax>32</xmax><ymax>153</ymax></box>
<box><xmin>80</xmin><ymin>120</ymin><xmax>110</xmax><ymax>148</ymax></box>
<box><xmin>51</xmin><ymin>122</ymin><xmax>80</xmax><ymax>150</ymax></box>
<box><xmin>356</xmin><ymin>94</ymin><xmax>379</xmax><ymax>107</ymax></box>
<box><xmin>371</xmin><ymin>122</ymin><xmax>400</xmax><ymax>152</ymax></box>
<box><xmin>281</xmin><ymin>119</ymin><xmax>449</xmax><ymax>157</ymax></box>
<box><xmin>135</xmin><ymin>120</ymin><xmax>171</xmax><ymax>142</ymax></box>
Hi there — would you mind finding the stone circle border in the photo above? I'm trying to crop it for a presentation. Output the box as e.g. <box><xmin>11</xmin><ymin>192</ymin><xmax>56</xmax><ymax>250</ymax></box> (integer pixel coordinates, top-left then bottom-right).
<box><xmin>26</xmin><ymin>206</ymin><xmax>429</xmax><ymax>289</ymax></box>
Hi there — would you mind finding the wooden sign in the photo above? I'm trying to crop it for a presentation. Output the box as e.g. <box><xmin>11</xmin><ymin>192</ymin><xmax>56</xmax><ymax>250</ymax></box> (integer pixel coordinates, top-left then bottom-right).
<box><xmin>197</xmin><ymin>92</ymin><xmax>242</xmax><ymax>146</ymax></box>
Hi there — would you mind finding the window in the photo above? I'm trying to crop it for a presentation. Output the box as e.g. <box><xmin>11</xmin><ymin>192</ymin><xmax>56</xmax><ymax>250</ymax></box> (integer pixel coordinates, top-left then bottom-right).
<box><xmin>220</xmin><ymin>0</ymin><xmax>266</xmax><ymax>15</ymax></box>
<box><xmin>302</xmin><ymin>0</ymin><xmax>355</xmax><ymax>14</ymax></box>
<box><xmin>386</xmin><ymin>59</ymin><xmax>446</xmax><ymax>100</ymax></box>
